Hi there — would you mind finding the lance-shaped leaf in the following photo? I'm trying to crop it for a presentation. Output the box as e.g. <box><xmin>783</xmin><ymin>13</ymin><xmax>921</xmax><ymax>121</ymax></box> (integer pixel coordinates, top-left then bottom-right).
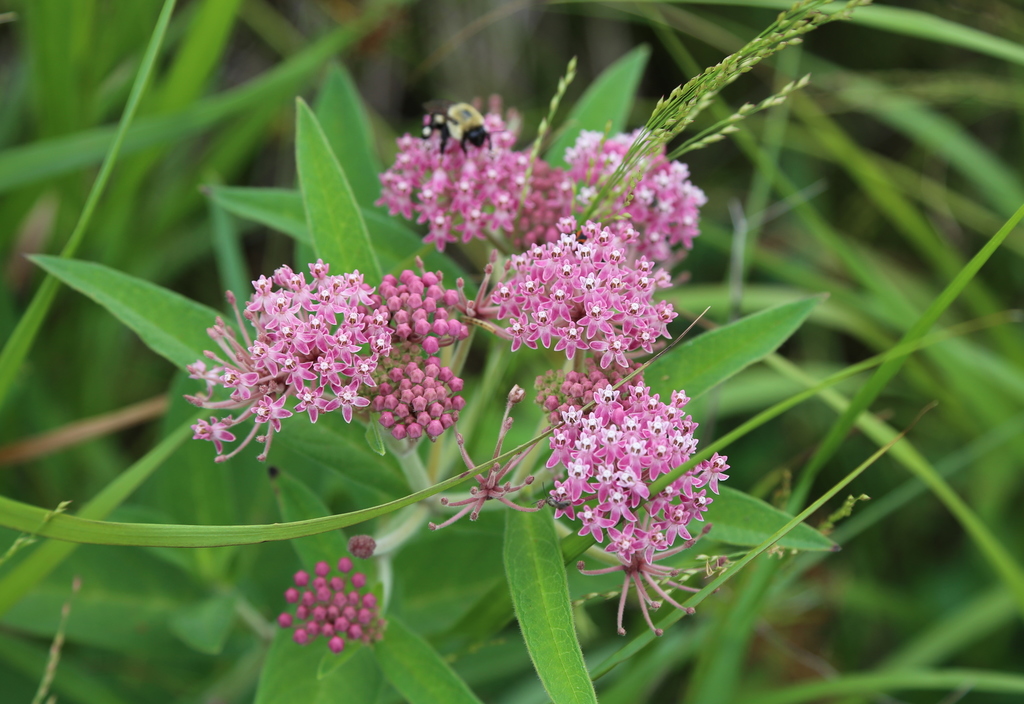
<box><xmin>295</xmin><ymin>98</ymin><xmax>381</xmax><ymax>281</ymax></box>
<box><xmin>546</xmin><ymin>45</ymin><xmax>651</xmax><ymax>168</ymax></box>
<box><xmin>706</xmin><ymin>487</ymin><xmax>835</xmax><ymax>552</ymax></box>
<box><xmin>646</xmin><ymin>296</ymin><xmax>823</xmax><ymax>399</ymax></box>
<box><xmin>29</xmin><ymin>255</ymin><xmax>219</xmax><ymax>370</ymax></box>
<box><xmin>255</xmin><ymin>630</ymin><xmax>382</xmax><ymax>704</ymax></box>
<box><xmin>504</xmin><ymin>511</ymin><xmax>597</xmax><ymax>704</ymax></box>
<box><xmin>375</xmin><ymin>618</ymin><xmax>484</xmax><ymax>704</ymax></box>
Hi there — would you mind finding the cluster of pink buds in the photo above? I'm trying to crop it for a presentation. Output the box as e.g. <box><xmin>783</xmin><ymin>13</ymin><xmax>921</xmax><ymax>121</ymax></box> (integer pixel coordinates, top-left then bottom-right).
<box><xmin>364</xmin><ymin>269</ymin><xmax>469</xmax><ymax>442</ymax></box>
<box><xmin>187</xmin><ymin>261</ymin><xmax>389</xmax><ymax>462</ymax></box>
<box><xmin>278</xmin><ymin>557</ymin><xmax>385</xmax><ymax>653</ymax></box>
<box><xmin>378</xmin><ymin>111</ymin><xmax>706</xmax><ymax>265</ymax></box>
<box><xmin>542</xmin><ymin>375</ymin><xmax>729</xmax><ymax>634</ymax></box>
<box><xmin>481</xmin><ymin>218</ymin><xmax>676</xmax><ymax>368</ymax></box>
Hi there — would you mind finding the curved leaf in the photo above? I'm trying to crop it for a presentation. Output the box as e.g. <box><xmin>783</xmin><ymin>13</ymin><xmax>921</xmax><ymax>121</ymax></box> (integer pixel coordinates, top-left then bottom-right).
<box><xmin>375</xmin><ymin>617</ymin><xmax>484</xmax><ymax>704</ymax></box>
<box><xmin>504</xmin><ymin>511</ymin><xmax>597</xmax><ymax>704</ymax></box>
<box><xmin>546</xmin><ymin>45</ymin><xmax>650</xmax><ymax>168</ymax></box>
<box><xmin>29</xmin><ymin>255</ymin><xmax>219</xmax><ymax>370</ymax></box>
<box><xmin>295</xmin><ymin>98</ymin><xmax>381</xmax><ymax>280</ymax></box>
<box><xmin>646</xmin><ymin>296</ymin><xmax>823</xmax><ymax>399</ymax></box>
<box><xmin>707</xmin><ymin>487</ymin><xmax>835</xmax><ymax>552</ymax></box>
<box><xmin>255</xmin><ymin>630</ymin><xmax>382</xmax><ymax>704</ymax></box>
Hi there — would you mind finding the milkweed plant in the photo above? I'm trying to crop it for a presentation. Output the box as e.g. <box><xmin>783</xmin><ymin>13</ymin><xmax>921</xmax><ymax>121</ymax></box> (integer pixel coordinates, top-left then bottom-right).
<box><xmin>19</xmin><ymin>0</ymin><xmax>1018</xmax><ymax>701</ymax></box>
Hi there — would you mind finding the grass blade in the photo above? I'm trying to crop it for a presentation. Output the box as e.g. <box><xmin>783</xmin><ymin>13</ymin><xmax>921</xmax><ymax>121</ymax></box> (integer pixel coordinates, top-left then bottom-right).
<box><xmin>0</xmin><ymin>0</ymin><xmax>177</xmax><ymax>410</ymax></box>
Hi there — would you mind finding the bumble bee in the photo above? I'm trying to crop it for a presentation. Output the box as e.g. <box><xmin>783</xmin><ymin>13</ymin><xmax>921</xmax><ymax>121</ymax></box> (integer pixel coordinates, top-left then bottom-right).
<box><xmin>422</xmin><ymin>100</ymin><xmax>490</xmax><ymax>154</ymax></box>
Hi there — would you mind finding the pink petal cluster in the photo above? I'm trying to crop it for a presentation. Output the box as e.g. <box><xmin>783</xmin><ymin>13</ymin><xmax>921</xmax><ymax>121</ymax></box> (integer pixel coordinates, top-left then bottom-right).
<box><xmin>545</xmin><ymin>379</ymin><xmax>729</xmax><ymax>566</ymax></box>
<box><xmin>377</xmin><ymin>109</ymin><xmax>706</xmax><ymax>265</ymax></box>
<box><xmin>483</xmin><ymin>219</ymin><xmax>677</xmax><ymax>367</ymax></box>
<box><xmin>278</xmin><ymin>558</ymin><xmax>385</xmax><ymax>654</ymax></box>
<box><xmin>363</xmin><ymin>269</ymin><xmax>469</xmax><ymax>441</ymax></box>
<box><xmin>187</xmin><ymin>261</ymin><xmax>389</xmax><ymax>461</ymax></box>
<box><xmin>565</xmin><ymin>130</ymin><xmax>706</xmax><ymax>265</ymax></box>
<box><xmin>377</xmin><ymin>111</ymin><xmax>526</xmax><ymax>251</ymax></box>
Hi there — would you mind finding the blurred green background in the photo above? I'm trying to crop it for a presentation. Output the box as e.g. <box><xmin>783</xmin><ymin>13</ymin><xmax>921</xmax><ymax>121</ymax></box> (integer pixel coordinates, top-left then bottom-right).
<box><xmin>1</xmin><ymin>1</ymin><xmax>1023</xmax><ymax>702</ymax></box>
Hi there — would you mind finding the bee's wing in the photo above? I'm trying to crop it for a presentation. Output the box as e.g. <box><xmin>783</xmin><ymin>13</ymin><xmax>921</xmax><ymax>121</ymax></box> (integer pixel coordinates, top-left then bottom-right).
<box><xmin>423</xmin><ymin>99</ymin><xmax>454</xmax><ymax>115</ymax></box>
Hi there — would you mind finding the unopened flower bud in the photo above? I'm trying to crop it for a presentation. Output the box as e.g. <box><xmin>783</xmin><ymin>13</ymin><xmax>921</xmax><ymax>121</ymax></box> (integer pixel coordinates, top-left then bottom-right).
<box><xmin>348</xmin><ymin>535</ymin><xmax>376</xmax><ymax>559</ymax></box>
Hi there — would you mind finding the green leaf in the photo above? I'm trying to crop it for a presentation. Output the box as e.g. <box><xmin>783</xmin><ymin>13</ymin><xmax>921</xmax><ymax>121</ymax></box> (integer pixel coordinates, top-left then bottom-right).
<box><xmin>295</xmin><ymin>98</ymin><xmax>381</xmax><ymax>281</ymax></box>
<box><xmin>374</xmin><ymin>617</ymin><xmax>484</xmax><ymax>704</ymax></box>
<box><xmin>255</xmin><ymin>629</ymin><xmax>382</xmax><ymax>704</ymax></box>
<box><xmin>707</xmin><ymin>487</ymin><xmax>835</xmax><ymax>552</ymax></box>
<box><xmin>546</xmin><ymin>45</ymin><xmax>650</xmax><ymax>168</ymax></box>
<box><xmin>316</xmin><ymin>641</ymin><xmax>364</xmax><ymax>680</ymax></box>
<box><xmin>205</xmin><ymin>185</ymin><xmax>311</xmax><ymax>242</ymax></box>
<box><xmin>272</xmin><ymin>415</ymin><xmax>406</xmax><ymax>498</ymax></box>
<box><xmin>28</xmin><ymin>255</ymin><xmax>219</xmax><ymax>370</ymax></box>
<box><xmin>755</xmin><ymin>669</ymin><xmax>1024</xmax><ymax>704</ymax></box>
<box><xmin>314</xmin><ymin>64</ymin><xmax>383</xmax><ymax>208</ymax></box>
<box><xmin>168</xmin><ymin>592</ymin><xmax>237</xmax><ymax>655</ymax></box>
<box><xmin>364</xmin><ymin>421</ymin><xmax>386</xmax><ymax>456</ymax></box>
<box><xmin>209</xmin><ymin>197</ymin><xmax>250</xmax><ymax>300</ymax></box>
<box><xmin>504</xmin><ymin>511</ymin><xmax>597</xmax><ymax>704</ymax></box>
<box><xmin>273</xmin><ymin>471</ymin><xmax>350</xmax><ymax>570</ymax></box>
<box><xmin>205</xmin><ymin>185</ymin><xmax>471</xmax><ymax>290</ymax></box>
<box><xmin>646</xmin><ymin>296</ymin><xmax>822</xmax><ymax>400</ymax></box>
<box><xmin>0</xmin><ymin>0</ymin><xmax>176</xmax><ymax>409</ymax></box>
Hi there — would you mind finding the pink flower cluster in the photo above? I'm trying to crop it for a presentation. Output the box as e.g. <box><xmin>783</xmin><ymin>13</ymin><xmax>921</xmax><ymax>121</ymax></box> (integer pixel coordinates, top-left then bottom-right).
<box><xmin>484</xmin><ymin>219</ymin><xmax>677</xmax><ymax>368</ymax></box>
<box><xmin>543</xmin><ymin>375</ymin><xmax>729</xmax><ymax>634</ymax></box>
<box><xmin>545</xmin><ymin>380</ymin><xmax>729</xmax><ymax>565</ymax></box>
<box><xmin>565</xmin><ymin>130</ymin><xmax>706</xmax><ymax>265</ymax></box>
<box><xmin>364</xmin><ymin>269</ymin><xmax>469</xmax><ymax>441</ymax></box>
<box><xmin>377</xmin><ymin>109</ymin><xmax>706</xmax><ymax>264</ymax></box>
<box><xmin>187</xmin><ymin>261</ymin><xmax>389</xmax><ymax>461</ymax></box>
<box><xmin>378</xmin><ymin>111</ymin><xmax>528</xmax><ymax>251</ymax></box>
<box><xmin>278</xmin><ymin>558</ymin><xmax>385</xmax><ymax>653</ymax></box>
<box><xmin>188</xmin><ymin>263</ymin><xmax>471</xmax><ymax>459</ymax></box>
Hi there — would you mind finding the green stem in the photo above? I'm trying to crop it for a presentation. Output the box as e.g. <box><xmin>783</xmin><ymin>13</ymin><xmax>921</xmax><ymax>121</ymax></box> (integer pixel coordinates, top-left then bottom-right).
<box><xmin>374</xmin><ymin>504</ymin><xmax>430</xmax><ymax>556</ymax></box>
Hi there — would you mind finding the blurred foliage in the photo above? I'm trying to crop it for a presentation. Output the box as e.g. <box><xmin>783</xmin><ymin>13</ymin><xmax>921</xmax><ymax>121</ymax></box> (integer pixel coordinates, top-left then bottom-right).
<box><xmin>1</xmin><ymin>0</ymin><xmax>1023</xmax><ymax>702</ymax></box>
